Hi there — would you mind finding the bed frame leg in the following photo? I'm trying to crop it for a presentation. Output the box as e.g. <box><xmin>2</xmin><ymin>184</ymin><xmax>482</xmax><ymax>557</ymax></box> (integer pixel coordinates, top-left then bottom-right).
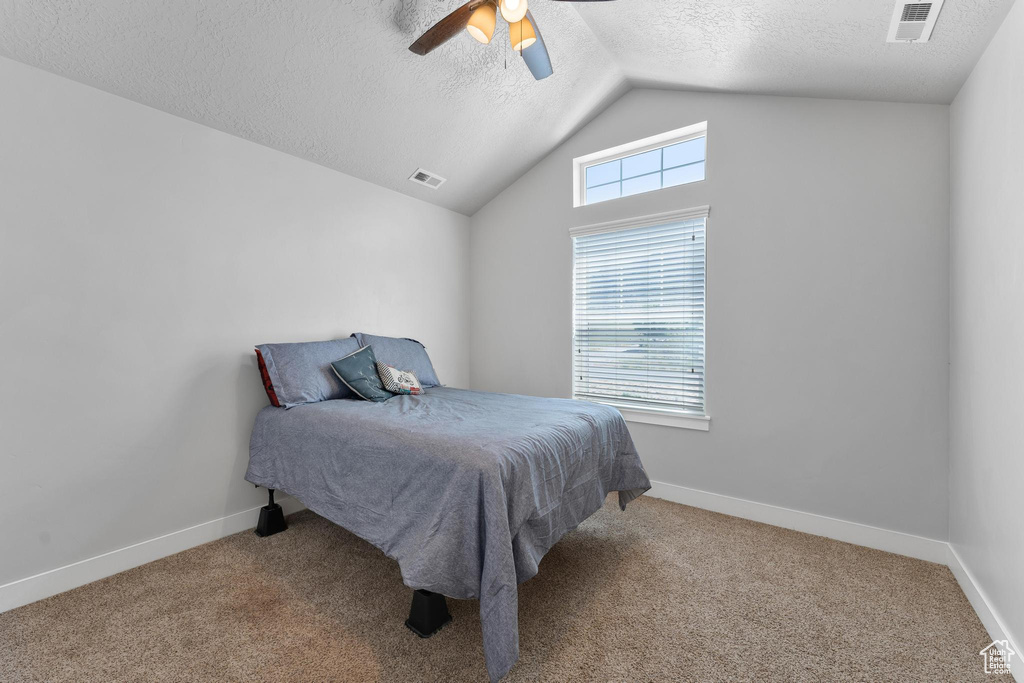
<box><xmin>405</xmin><ymin>590</ymin><xmax>452</xmax><ymax>638</ymax></box>
<box><xmin>254</xmin><ymin>488</ymin><xmax>287</xmax><ymax>537</ymax></box>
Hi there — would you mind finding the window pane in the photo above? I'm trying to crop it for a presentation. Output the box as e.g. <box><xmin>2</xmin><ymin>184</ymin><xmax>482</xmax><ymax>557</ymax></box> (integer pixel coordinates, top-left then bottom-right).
<box><xmin>622</xmin><ymin>172</ymin><xmax>661</xmax><ymax>198</ymax></box>
<box><xmin>621</xmin><ymin>148</ymin><xmax>661</xmax><ymax>180</ymax></box>
<box><xmin>663</xmin><ymin>161</ymin><xmax>705</xmax><ymax>188</ymax></box>
<box><xmin>586</xmin><ymin>160</ymin><xmax>620</xmax><ymax>188</ymax></box>
<box><xmin>663</xmin><ymin>137</ymin><xmax>706</xmax><ymax>169</ymax></box>
<box><xmin>585</xmin><ymin>182</ymin><xmax>622</xmax><ymax>204</ymax></box>
<box><xmin>576</xmin><ymin>123</ymin><xmax>707</xmax><ymax>206</ymax></box>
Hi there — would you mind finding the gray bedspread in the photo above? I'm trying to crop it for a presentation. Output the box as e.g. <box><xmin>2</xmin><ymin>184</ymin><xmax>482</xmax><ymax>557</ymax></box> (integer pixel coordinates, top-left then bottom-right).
<box><xmin>246</xmin><ymin>387</ymin><xmax>650</xmax><ymax>681</ymax></box>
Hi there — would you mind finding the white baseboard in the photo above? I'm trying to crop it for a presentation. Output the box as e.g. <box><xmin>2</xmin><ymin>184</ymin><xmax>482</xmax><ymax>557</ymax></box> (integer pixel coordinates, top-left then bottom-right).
<box><xmin>947</xmin><ymin>544</ymin><xmax>1021</xmax><ymax>681</ymax></box>
<box><xmin>0</xmin><ymin>495</ymin><xmax>305</xmax><ymax>614</ymax></box>
<box><xmin>646</xmin><ymin>480</ymin><xmax>949</xmax><ymax>564</ymax></box>
<box><xmin>1</xmin><ymin>481</ymin><xmax>1015</xmax><ymax>681</ymax></box>
<box><xmin>647</xmin><ymin>480</ymin><xmax>1021</xmax><ymax>678</ymax></box>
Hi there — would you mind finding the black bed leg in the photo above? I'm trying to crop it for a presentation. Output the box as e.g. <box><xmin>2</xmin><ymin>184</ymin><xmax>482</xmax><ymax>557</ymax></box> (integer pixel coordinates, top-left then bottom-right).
<box><xmin>405</xmin><ymin>590</ymin><xmax>452</xmax><ymax>638</ymax></box>
<box><xmin>254</xmin><ymin>488</ymin><xmax>287</xmax><ymax>537</ymax></box>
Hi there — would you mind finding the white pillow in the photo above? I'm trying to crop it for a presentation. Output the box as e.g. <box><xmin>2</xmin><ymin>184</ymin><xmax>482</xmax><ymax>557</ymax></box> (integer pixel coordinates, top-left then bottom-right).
<box><xmin>376</xmin><ymin>362</ymin><xmax>423</xmax><ymax>395</ymax></box>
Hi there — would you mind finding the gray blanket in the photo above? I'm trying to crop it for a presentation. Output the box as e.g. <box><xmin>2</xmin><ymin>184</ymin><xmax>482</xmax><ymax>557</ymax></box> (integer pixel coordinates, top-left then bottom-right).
<box><xmin>246</xmin><ymin>387</ymin><xmax>650</xmax><ymax>681</ymax></box>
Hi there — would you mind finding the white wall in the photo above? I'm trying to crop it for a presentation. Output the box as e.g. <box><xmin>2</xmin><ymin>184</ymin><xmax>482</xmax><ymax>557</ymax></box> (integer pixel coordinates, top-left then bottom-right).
<box><xmin>0</xmin><ymin>56</ymin><xmax>471</xmax><ymax>587</ymax></box>
<box><xmin>949</xmin><ymin>0</ymin><xmax>1024</xmax><ymax>653</ymax></box>
<box><xmin>470</xmin><ymin>89</ymin><xmax>950</xmax><ymax>540</ymax></box>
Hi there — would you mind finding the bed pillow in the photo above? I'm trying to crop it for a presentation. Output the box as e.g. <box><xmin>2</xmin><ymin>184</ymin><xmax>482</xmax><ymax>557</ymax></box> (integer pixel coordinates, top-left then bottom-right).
<box><xmin>352</xmin><ymin>333</ymin><xmax>441</xmax><ymax>387</ymax></box>
<box><xmin>376</xmin><ymin>362</ymin><xmax>423</xmax><ymax>395</ymax></box>
<box><xmin>254</xmin><ymin>348</ymin><xmax>281</xmax><ymax>407</ymax></box>
<box><xmin>255</xmin><ymin>337</ymin><xmax>360</xmax><ymax>408</ymax></box>
<box><xmin>330</xmin><ymin>346</ymin><xmax>392</xmax><ymax>402</ymax></box>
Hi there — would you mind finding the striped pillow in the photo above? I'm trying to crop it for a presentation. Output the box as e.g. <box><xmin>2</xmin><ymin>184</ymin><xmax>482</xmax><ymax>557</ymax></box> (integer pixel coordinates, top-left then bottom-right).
<box><xmin>376</xmin><ymin>362</ymin><xmax>423</xmax><ymax>395</ymax></box>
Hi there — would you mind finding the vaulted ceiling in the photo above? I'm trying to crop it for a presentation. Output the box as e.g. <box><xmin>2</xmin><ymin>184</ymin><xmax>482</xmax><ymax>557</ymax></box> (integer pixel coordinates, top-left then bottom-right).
<box><xmin>576</xmin><ymin>0</ymin><xmax>1013</xmax><ymax>102</ymax></box>
<box><xmin>0</xmin><ymin>0</ymin><xmax>1014</xmax><ymax>215</ymax></box>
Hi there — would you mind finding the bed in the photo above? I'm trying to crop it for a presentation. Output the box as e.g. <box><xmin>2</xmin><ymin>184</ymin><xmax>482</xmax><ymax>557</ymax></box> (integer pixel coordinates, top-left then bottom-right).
<box><xmin>246</xmin><ymin>348</ymin><xmax>650</xmax><ymax>681</ymax></box>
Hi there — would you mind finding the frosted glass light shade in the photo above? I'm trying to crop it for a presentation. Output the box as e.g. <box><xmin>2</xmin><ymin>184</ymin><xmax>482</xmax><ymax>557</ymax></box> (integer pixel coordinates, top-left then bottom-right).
<box><xmin>510</xmin><ymin>17</ymin><xmax>536</xmax><ymax>52</ymax></box>
<box><xmin>466</xmin><ymin>3</ymin><xmax>496</xmax><ymax>44</ymax></box>
<box><xmin>500</xmin><ymin>0</ymin><xmax>528</xmax><ymax>23</ymax></box>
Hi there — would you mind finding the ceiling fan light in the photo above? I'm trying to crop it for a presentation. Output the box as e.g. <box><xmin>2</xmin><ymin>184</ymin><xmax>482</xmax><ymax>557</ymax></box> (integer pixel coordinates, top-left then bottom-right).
<box><xmin>509</xmin><ymin>17</ymin><xmax>536</xmax><ymax>52</ymax></box>
<box><xmin>466</xmin><ymin>2</ymin><xmax>496</xmax><ymax>44</ymax></box>
<box><xmin>499</xmin><ymin>0</ymin><xmax>528</xmax><ymax>23</ymax></box>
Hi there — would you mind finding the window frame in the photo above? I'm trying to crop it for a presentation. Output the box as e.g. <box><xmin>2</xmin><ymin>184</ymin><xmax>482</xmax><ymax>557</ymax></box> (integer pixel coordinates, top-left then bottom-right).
<box><xmin>572</xmin><ymin>121</ymin><xmax>708</xmax><ymax>208</ymax></box>
<box><xmin>569</xmin><ymin>205</ymin><xmax>711</xmax><ymax>431</ymax></box>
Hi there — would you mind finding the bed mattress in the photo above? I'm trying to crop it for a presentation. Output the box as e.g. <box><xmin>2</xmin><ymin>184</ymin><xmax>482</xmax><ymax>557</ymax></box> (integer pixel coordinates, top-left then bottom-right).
<box><xmin>246</xmin><ymin>387</ymin><xmax>650</xmax><ymax>681</ymax></box>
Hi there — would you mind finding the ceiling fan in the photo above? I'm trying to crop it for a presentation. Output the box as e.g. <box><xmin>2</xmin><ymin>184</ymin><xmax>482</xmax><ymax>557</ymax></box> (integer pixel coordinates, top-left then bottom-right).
<box><xmin>408</xmin><ymin>0</ymin><xmax>615</xmax><ymax>81</ymax></box>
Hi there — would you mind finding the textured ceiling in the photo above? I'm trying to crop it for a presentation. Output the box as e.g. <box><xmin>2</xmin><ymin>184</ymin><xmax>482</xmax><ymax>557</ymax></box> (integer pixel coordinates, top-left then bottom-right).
<box><xmin>0</xmin><ymin>0</ymin><xmax>625</xmax><ymax>215</ymax></box>
<box><xmin>573</xmin><ymin>0</ymin><xmax>1015</xmax><ymax>103</ymax></box>
<box><xmin>0</xmin><ymin>0</ymin><xmax>1015</xmax><ymax>215</ymax></box>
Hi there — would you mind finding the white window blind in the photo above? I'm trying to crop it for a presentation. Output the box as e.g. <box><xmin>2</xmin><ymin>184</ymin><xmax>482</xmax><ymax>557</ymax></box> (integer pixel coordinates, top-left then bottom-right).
<box><xmin>572</xmin><ymin>209</ymin><xmax>707</xmax><ymax>415</ymax></box>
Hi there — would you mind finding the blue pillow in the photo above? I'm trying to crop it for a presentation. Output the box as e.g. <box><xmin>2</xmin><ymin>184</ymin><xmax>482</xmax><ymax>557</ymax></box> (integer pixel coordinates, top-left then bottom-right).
<box><xmin>352</xmin><ymin>333</ymin><xmax>441</xmax><ymax>387</ymax></box>
<box><xmin>255</xmin><ymin>337</ymin><xmax>360</xmax><ymax>408</ymax></box>
<box><xmin>330</xmin><ymin>346</ymin><xmax>391</xmax><ymax>402</ymax></box>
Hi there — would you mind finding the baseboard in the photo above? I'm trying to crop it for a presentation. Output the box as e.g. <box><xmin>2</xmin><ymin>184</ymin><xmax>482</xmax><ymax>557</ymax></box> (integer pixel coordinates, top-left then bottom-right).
<box><xmin>647</xmin><ymin>481</ymin><xmax>1018</xmax><ymax>677</ymax></box>
<box><xmin>0</xmin><ymin>495</ymin><xmax>305</xmax><ymax>614</ymax></box>
<box><xmin>646</xmin><ymin>480</ymin><xmax>949</xmax><ymax>564</ymax></box>
<box><xmin>2</xmin><ymin>482</ymin><xmax>1014</xmax><ymax>680</ymax></box>
<box><xmin>947</xmin><ymin>544</ymin><xmax>1021</xmax><ymax>681</ymax></box>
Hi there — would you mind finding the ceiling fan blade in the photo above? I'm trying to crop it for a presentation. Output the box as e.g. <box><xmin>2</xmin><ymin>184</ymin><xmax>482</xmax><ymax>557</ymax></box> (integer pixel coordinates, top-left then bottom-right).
<box><xmin>409</xmin><ymin>0</ymin><xmax>491</xmax><ymax>56</ymax></box>
<box><xmin>520</xmin><ymin>10</ymin><xmax>553</xmax><ymax>80</ymax></box>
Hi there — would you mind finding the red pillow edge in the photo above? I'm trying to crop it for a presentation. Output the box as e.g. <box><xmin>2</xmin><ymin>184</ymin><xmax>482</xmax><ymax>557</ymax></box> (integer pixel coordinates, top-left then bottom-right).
<box><xmin>255</xmin><ymin>348</ymin><xmax>281</xmax><ymax>407</ymax></box>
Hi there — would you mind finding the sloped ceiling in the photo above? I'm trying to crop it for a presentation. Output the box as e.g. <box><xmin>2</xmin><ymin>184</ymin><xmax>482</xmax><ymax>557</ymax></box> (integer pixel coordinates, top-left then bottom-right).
<box><xmin>0</xmin><ymin>0</ymin><xmax>1014</xmax><ymax>215</ymax></box>
<box><xmin>0</xmin><ymin>0</ymin><xmax>625</xmax><ymax>216</ymax></box>
<box><xmin>572</xmin><ymin>0</ymin><xmax>1015</xmax><ymax>103</ymax></box>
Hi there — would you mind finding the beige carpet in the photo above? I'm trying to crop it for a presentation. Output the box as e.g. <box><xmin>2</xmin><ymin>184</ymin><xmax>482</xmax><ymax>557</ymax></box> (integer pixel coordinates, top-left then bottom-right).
<box><xmin>0</xmin><ymin>496</ymin><xmax>1007</xmax><ymax>682</ymax></box>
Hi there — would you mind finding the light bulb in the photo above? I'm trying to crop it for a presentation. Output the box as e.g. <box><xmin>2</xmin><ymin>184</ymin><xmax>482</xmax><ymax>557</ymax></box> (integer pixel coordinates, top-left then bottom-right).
<box><xmin>466</xmin><ymin>2</ymin><xmax>496</xmax><ymax>44</ymax></box>
<box><xmin>500</xmin><ymin>0</ymin><xmax>528</xmax><ymax>24</ymax></box>
<box><xmin>510</xmin><ymin>17</ymin><xmax>536</xmax><ymax>52</ymax></box>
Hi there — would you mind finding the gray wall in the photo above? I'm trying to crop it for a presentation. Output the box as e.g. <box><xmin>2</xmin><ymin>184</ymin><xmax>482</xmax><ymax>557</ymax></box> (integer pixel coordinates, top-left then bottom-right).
<box><xmin>470</xmin><ymin>88</ymin><xmax>950</xmax><ymax>540</ymax></box>
<box><xmin>0</xmin><ymin>57</ymin><xmax>471</xmax><ymax>586</ymax></box>
<box><xmin>950</xmin><ymin>0</ymin><xmax>1024</xmax><ymax>651</ymax></box>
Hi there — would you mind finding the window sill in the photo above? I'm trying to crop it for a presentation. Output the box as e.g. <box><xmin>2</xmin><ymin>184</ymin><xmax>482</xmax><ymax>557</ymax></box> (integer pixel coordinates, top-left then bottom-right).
<box><xmin>616</xmin><ymin>406</ymin><xmax>711</xmax><ymax>431</ymax></box>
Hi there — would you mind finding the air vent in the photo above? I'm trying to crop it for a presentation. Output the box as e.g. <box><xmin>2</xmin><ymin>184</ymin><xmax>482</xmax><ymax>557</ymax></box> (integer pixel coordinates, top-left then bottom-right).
<box><xmin>409</xmin><ymin>168</ymin><xmax>446</xmax><ymax>189</ymax></box>
<box><xmin>887</xmin><ymin>0</ymin><xmax>944</xmax><ymax>43</ymax></box>
<box><xmin>901</xmin><ymin>3</ymin><xmax>932</xmax><ymax>21</ymax></box>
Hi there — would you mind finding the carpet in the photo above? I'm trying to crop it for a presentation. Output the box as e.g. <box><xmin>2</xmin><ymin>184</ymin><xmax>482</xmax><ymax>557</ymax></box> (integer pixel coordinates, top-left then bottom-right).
<box><xmin>0</xmin><ymin>495</ymin><xmax>1007</xmax><ymax>682</ymax></box>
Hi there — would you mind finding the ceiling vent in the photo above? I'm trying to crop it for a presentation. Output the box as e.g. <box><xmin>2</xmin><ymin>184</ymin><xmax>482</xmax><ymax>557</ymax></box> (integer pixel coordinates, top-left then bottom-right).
<box><xmin>887</xmin><ymin>0</ymin><xmax>944</xmax><ymax>43</ymax></box>
<box><xmin>409</xmin><ymin>168</ymin><xmax>446</xmax><ymax>189</ymax></box>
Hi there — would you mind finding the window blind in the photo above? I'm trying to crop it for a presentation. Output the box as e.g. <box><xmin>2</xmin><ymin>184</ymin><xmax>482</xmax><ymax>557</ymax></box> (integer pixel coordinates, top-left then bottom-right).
<box><xmin>572</xmin><ymin>214</ymin><xmax>706</xmax><ymax>414</ymax></box>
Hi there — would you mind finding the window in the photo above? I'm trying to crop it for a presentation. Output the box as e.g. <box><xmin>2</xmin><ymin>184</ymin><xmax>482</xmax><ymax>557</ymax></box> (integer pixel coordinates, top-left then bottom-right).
<box><xmin>573</xmin><ymin>122</ymin><xmax>707</xmax><ymax>207</ymax></box>
<box><xmin>571</xmin><ymin>207</ymin><xmax>708</xmax><ymax>429</ymax></box>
